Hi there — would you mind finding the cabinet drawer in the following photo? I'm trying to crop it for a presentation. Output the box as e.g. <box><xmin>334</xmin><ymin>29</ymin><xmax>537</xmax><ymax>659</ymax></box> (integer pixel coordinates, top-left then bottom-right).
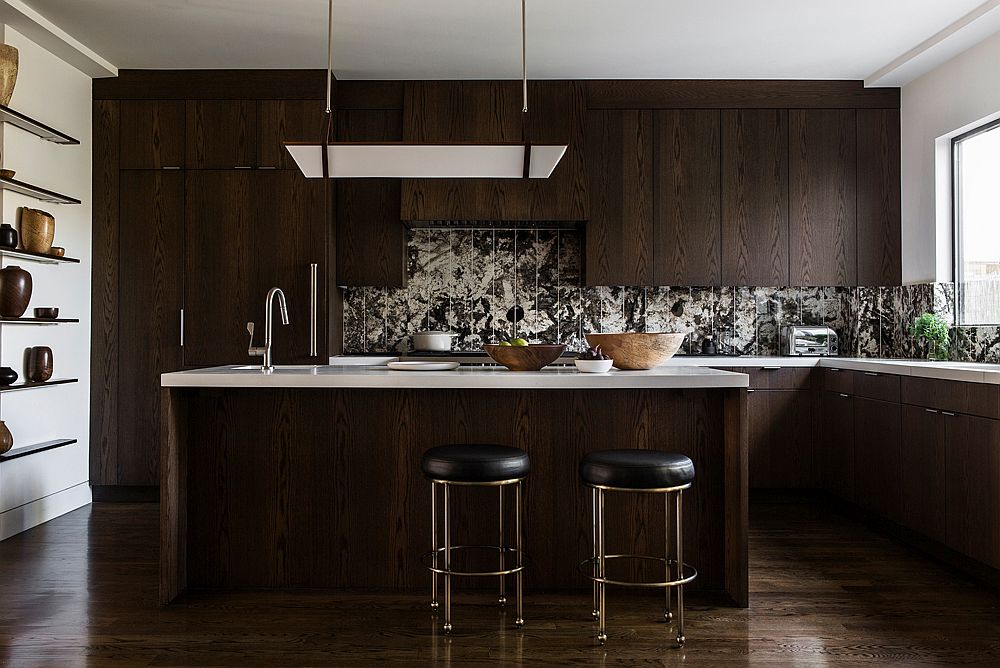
<box><xmin>746</xmin><ymin>367</ymin><xmax>813</xmax><ymax>390</ymax></box>
<box><xmin>854</xmin><ymin>370</ymin><xmax>900</xmax><ymax>403</ymax></box>
<box><xmin>901</xmin><ymin>376</ymin><xmax>1000</xmax><ymax>419</ymax></box>
<box><xmin>822</xmin><ymin>367</ymin><xmax>855</xmax><ymax>394</ymax></box>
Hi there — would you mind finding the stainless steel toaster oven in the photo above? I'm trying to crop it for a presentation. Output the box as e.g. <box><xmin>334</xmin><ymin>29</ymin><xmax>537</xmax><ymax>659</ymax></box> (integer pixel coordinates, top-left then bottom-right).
<box><xmin>780</xmin><ymin>326</ymin><xmax>839</xmax><ymax>356</ymax></box>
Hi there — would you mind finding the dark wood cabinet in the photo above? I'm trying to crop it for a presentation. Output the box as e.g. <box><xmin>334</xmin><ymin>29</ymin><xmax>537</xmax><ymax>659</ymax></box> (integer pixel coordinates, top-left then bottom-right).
<box><xmin>400</xmin><ymin>81</ymin><xmax>587</xmax><ymax>221</ymax></box>
<box><xmin>900</xmin><ymin>405</ymin><xmax>947</xmax><ymax>543</ymax></box>
<box><xmin>854</xmin><ymin>397</ymin><xmax>902</xmax><ymax>523</ymax></box>
<box><xmin>258</xmin><ymin>99</ymin><xmax>327</xmax><ymax>169</ymax></box>
<box><xmin>788</xmin><ymin>109</ymin><xmax>857</xmax><ymax>286</ymax></box>
<box><xmin>946</xmin><ymin>414</ymin><xmax>1000</xmax><ymax>569</ymax></box>
<box><xmin>118</xmin><ymin>170</ymin><xmax>185</xmax><ymax>485</ymax></box>
<box><xmin>119</xmin><ymin>100</ymin><xmax>185</xmax><ymax>169</ymax></box>
<box><xmin>584</xmin><ymin>109</ymin><xmax>653</xmax><ymax>285</ymax></box>
<box><xmin>857</xmin><ymin>109</ymin><xmax>901</xmax><ymax>286</ymax></box>
<box><xmin>748</xmin><ymin>389</ymin><xmax>813</xmax><ymax>489</ymax></box>
<box><xmin>186</xmin><ymin>100</ymin><xmax>257</xmax><ymax>168</ymax></box>
<box><xmin>721</xmin><ymin>109</ymin><xmax>789</xmax><ymax>286</ymax></box>
<box><xmin>336</xmin><ymin>108</ymin><xmax>407</xmax><ymax>287</ymax></box>
<box><xmin>652</xmin><ymin>109</ymin><xmax>721</xmax><ymax>285</ymax></box>
<box><xmin>817</xmin><ymin>390</ymin><xmax>855</xmax><ymax>501</ymax></box>
<box><xmin>183</xmin><ymin>171</ymin><xmax>328</xmax><ymax>366</ymax></box>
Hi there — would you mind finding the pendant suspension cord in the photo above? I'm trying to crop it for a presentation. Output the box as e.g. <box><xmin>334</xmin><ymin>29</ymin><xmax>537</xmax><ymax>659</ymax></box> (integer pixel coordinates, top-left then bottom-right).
<box><xmin>321</xmin><ymin>0</ymin><xmax>334</xmax><ymax>179</ymax></box>
<box><xmin>520</xmin><ymin>0</ymin><xmax>531</xmax><ymax>178</ymax></box>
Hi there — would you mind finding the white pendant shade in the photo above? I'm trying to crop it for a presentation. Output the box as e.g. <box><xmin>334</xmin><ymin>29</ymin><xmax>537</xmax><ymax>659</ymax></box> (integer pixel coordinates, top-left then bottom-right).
<box><xmin>284</xmin><ymin>143</ymin><xmax>568</xmax><ymax>178</ymax></box>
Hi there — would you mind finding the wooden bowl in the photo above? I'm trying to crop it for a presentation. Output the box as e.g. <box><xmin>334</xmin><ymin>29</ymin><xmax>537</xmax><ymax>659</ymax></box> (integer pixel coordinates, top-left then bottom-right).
<box><xmin>34</xmin><ymin>307</ymin><xmax>58</xmax><ymax>319</ymax></box>
<box><xmin>484</xmin><ymin>344</ymin><xmax>566</xmax><ymax>371</ymax></box>
<box><xmin>584</xmin><ymin>332</ymin><xmax>686</xmax><ymax>370</ymax></box>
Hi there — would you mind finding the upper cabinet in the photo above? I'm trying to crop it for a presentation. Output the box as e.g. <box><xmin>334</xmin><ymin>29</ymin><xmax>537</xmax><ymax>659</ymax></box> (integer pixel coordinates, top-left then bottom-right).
<box><xmin>721</xmin><ymin>109</ymin><xmax>789</xmax><ymax>286</ymax></box>
<box><xmin>119</xmin><ymin>100</ymin><xmax>185</xmax><ymax>169</ymax></box>
<box><xmin>652</xmin><ymin>109</ymin><xmax>721</xmax><ymax>286</ymax></box>
<box><xmin>258</xmin><ymin>99</ymin><xmax>327</xmax><ymax>170</ymax></box>
<box><xmin>857</xmin><ymin>109</ymin><xmax>902</xmax><ymax>286</ymax></box>
<box><xmin>788</xmin><ymin>109</ymin><xmax>858</xmax><ymax>286</ymax></box>
<box><xmin>400</xmin><ymin>81</ymin><xmax>587</xmax><ymax>221</ymax></box>
<box><xmin>186</xmin><ymin>100</ymin><xmax>257</xmax><ymax>168</ymax></box>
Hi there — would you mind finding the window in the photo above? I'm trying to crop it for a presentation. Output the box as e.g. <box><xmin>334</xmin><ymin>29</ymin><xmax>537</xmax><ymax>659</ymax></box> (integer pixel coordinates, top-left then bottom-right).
<box><xmin>955</xmin><ymin>119</ymin><xmax>1000</xmax><ymax>325</ymax></box>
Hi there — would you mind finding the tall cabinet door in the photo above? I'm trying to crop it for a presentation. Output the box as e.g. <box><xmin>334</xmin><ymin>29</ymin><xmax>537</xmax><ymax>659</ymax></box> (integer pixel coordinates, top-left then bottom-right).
<box><xmin>857</xmin><ymin>109</ymin><xmax>901</xmax><ymax>286</ymax></box>
<box><xmin>946</xmin><ymin>414</ymin><xmax>1000</xmax><ymax>569</ymax></box>
<box><xmin>119</xmin><ymin>170</ymin><xmax>184</xmax><ymax>485</ymax></box>
<box><xmin>183</xmin><ymin>171</ymin><xmax>328</xmax><ymax>366</ymax></box>
<box><xmin>584</xmin><ymin>109</ymin><xmax>653</xmax><ymax>286</ymax></box>
<box><xmin>788</xmin><ymin>109</ymin><xmax>857</xmax><ymax>286</ymax></box>
<box><xmin>652</xmin><ymin>110</ymin><xmax>721</xmax><ymax>286</ymax></box>
<box><xmin>721</xmin><ymin>109</ymin><xmax>789</xmax><ymax>286</ymax></box>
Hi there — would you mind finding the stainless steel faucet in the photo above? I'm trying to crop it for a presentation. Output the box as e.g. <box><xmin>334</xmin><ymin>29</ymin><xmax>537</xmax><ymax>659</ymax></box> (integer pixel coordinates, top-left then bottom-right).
<box><xmin>247</xmin><ymin>287</ymin><xmax>289</xmax><ymax>372</ymax></box>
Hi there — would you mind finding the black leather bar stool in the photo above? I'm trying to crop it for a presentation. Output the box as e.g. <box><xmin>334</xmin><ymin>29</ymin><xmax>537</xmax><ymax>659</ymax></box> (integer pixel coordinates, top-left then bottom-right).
<box><xmin>421</xmin><ymin>444</ymin><xmax>530</xmax><ymax>633</ymax></box>
<box><xmin>578</xmin><ymin>449</ymin><xmax>697</xmax><ymax>647</ymax></box>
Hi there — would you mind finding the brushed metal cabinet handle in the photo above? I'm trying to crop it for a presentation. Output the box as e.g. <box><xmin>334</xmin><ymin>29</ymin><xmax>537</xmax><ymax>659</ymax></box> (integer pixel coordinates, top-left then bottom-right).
<box><xmin>839</xmin><ymin>393</ymin><xmax>849</xmax><ymax>398</ymax></box>
<box><xmin>942</xmin><ymin>411</ymin><xmax>957</xmax><ymax>417</ymax></box>
<box><xmin>863</xmin><ymin>371</ymin><xmax>880</xmax><ymax>377</ymax></box>
<box><xmin>309</xmin><ymin>263</ymin><xmax>318</xmax><ymax>357</ymax></box>
<box><xmin>761</xmin><ymin>366</ymin><xmax>781</xmax><ymax>370</ymax></box>
<box><xmin>925</xmin><ymin>408</ymin><xmax>939</xmax><ymax>414</ymax></box>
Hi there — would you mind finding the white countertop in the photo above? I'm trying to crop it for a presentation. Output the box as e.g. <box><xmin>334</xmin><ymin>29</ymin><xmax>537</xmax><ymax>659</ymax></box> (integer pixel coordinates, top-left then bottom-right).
<box><xmin>161</xmin><ymin>364</ymin><xmax>749</xmax><ymax>389</ymax></box>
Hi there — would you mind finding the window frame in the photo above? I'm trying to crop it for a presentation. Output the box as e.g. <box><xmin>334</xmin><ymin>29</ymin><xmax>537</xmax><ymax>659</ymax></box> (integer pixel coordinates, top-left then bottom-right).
<box><xmin>953</xmin><ymin>117</ymin><xmax>1000</xmax><ymax>326</ymax></box>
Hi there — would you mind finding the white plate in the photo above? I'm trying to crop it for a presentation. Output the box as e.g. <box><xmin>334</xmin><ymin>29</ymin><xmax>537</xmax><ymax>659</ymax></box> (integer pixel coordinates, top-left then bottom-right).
<box><xmin>387</xmin><ymin>361</ymin><xmax>460</xmax><ymax>372</ymax></box>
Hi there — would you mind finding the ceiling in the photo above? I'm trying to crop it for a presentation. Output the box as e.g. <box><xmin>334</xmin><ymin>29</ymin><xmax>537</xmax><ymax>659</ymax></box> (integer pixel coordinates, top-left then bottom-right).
<box><xmin>21</xmin><ymin>0</ymin><xmax>997</xmax><ymax>82</ymax></box>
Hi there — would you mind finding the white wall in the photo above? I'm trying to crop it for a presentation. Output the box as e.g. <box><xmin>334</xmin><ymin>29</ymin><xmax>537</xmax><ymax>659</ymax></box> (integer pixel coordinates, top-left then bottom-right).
<box><xmin>901</xmin><ymin>29</ymin><xmax>1000</xmax><ymax>283</ymax></box>
<box><xmin>0</xmin><ymin>26</ymin><xmax>92</xmax><ymax>539</ymax></box>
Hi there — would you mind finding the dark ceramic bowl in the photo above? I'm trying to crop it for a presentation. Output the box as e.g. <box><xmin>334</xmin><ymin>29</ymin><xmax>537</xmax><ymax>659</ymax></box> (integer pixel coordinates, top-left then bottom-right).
<box><xmin>34</xmin><ymin>307</ymin><xmax>59</xmax><ymax>319</ymax></box>
<box><xmin>0</xmin><ymin>366</ymin><xmax>17</xmax><ymax>386</ymax></box>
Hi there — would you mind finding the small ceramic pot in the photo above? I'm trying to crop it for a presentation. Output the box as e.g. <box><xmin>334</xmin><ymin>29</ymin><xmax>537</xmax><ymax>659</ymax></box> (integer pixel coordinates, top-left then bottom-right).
<box><xmin>20</xmin><ymin>208</ymin><xmax>55</xmax><ymax>254</ymax></box>
<box><xmin>50</xmin><ymin>247</ymin><xmax>65</xmax><ymax>257</ymax></box>
<box><xmin>575</xmin><ymin>358</ymin><xmax>614</xmax><ymax>373</ymax></box>
<box><xmin>0</xmin><ymin>222</ymin><xmax>17</xmax><ymax>249</ymax></box>
<box><xmin>0</xmin><ymin>420</ymin><xmax>12</xmax><ymax>455</ymax></box>
<box><xmin>0</xmin><ymin>366</ymin><xmax>16</xmax><ymax>385</ymax></box>
<box><xmin>0</xmin><ymin>265</ymin><xmax>31</xmax><ymax>317</ymax></box>
<box><xmin>33</xmin><ymin>307</ymin><xmax>58</xmax><ymax>319</ymax></box>
<box><xmin>27</xmin><ymin>346</ymin><xmax>52</xmax><ymax>382</ymax></box>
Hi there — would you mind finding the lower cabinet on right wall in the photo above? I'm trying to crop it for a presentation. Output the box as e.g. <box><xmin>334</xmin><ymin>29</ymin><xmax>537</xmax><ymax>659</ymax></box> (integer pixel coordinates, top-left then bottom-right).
<box><xmin>945</xmin><ymin>413</ymin><xmax>1000</xmax><ymax>570</ymax></box>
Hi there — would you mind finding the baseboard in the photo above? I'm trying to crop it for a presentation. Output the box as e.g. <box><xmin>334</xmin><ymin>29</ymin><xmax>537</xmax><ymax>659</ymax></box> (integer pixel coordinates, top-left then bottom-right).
<box><xmin>0</xmin><ymin>482</ymin><xmax>92</xmax><ymax>541</ymax></box>
<box><xmin>91</xmin><ymin>485</ymin><xmax>159</xmax><ymax>503</ymax></box>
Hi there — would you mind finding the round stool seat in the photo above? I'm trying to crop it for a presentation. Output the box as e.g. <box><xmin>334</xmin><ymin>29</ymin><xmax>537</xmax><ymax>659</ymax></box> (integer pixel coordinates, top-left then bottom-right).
<box><xmin>422</xmin><ymin>445</ymin><xmax>530</xmax><ymax>483</ymax></box>
<box><xmin>580</xmin><ymin>449</ymin><xmax>694</xmax><ymax>489</ymax></box>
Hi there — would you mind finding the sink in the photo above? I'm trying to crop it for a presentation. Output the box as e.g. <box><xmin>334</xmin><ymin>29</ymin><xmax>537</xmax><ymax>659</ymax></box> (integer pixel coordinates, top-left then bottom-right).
<box><xmin>230</xmin><ymin>365</ymin><xmax>323</xmax><ymax>371</ymax></box>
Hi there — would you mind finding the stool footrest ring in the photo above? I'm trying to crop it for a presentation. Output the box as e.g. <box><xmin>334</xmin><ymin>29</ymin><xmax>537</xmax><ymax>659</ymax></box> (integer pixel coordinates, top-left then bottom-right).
<box><xmin>422</xmin><ymin>545</ymin><xmax>528</xmax><ymax>578</ymax></box>
<box><xmin>577</xmin><ymin>554</ymin><xmax>697</xmax><ymax>588</ymax></box>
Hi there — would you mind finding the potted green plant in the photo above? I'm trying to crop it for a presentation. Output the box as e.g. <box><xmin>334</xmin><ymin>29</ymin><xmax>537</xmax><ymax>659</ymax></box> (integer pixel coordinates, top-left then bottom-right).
<box><xmin>911</xmin><ymin>312</ymin><xmax>950</xmax><ymax>361</ymax></box>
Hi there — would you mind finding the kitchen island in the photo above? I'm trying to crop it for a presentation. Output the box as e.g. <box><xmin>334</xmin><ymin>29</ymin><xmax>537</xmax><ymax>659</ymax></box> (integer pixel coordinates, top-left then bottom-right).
<box><xmin>160</xmin><ymin>365</ymin><xmax>749</xmax><ymax>606</ymax></box>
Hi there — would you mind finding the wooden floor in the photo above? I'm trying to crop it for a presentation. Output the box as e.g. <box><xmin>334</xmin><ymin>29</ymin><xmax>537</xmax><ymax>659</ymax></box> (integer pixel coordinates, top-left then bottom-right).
<box><xmin>1</xmin><ymin>496</ymin><xmax>999</xmax><ymax>666</ymax></box>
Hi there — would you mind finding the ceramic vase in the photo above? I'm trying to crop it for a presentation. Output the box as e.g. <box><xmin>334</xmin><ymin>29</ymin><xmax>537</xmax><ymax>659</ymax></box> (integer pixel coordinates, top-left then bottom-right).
<box><xmin>0</xmin><ymin>265</ymin><xmax>31</xmax><ymax>317</ymax></box>
<box><xmin>0</xmin><ymin>45</ymin><xmax>17</xmax><ymax>107</ymax></box>
<box><xmin>0</xmin><ymin>420</ymin><xmax>12</xmax><ymax>455</ymax></box>
<box><xmin>20</xmin><ymin>208</ymin><xmax>54</xmax><ymax>254</ymax></box>
<box><xmin>0</xmin><ymin>366</ymin><xmax>16</xmax><ymax>386</ymax></box>
<box><xmin>27</xmin><ymin>346</ymin><xmax>52</xmax><ymax>383</ymax></box>
<box><xmin>0</xmin><ymin>222</ymin><xmax>17</xmax><ymax>249</ymax></box>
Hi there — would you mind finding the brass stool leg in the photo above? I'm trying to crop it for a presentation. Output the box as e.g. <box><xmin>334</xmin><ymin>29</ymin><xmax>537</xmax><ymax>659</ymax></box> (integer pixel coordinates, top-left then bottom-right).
<box><xmin>443</xmin><ymin>483</ymin><xmax>452</xmax><ymax>633</ymax></box>
<box><xmin>664</xmin><ymin>491</ymin><xmax>672</xmax><ymax>622</ymax></box>
<box><xmin>514</xmin><ymin>480</ymin><xmax>524</xmax><ymax>628</ymax></box>
<box><xmin>591</xmin><ymin>487</ymin><xmax>599</xmax><ymax>620</ymax></box>
<box><xmin>499</xmin><ymin>485</ymin><xmax>507</xmax><ymax>606</ymax></box>
<box><xmin>675</xmin><ymin>489</ymin><xmax>685</xmax><ymax>647</ymax></box>
<box><xmin>597</xmin><ymin>488</ymin><xmax>607</xmax><ymax>645</ymax></box>
<box><xmin>430</xmin><ymin>482</ymin><xmax>439</xmax><ymax>610</ymax></box>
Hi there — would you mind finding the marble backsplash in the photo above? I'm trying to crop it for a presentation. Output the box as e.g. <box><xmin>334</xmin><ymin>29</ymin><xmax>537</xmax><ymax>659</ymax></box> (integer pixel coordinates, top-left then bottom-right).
<box><xmin>342</xmin><ymin>228</ymin><xmax>967</xmax><ymax>359</ymax></box>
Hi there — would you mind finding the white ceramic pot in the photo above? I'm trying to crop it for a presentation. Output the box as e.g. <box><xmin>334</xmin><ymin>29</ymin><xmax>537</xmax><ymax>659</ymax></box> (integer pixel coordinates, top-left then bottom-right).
<box><xmin>575</xmin><ymin>358</ymin><xmax>614</xmax><ymax>373</ymax></box>
<box><xmin>411</xmin><ymin>331</ymin><xmax>458</xmax><ymax>352</ymax></box>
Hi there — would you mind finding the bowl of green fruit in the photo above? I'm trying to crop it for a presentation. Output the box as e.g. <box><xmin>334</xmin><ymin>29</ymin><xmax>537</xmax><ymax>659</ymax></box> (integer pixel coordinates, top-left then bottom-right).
<box><xmin>575</xmin><ymin>345</ymin><xmax>614</xmax><ymax>373</ymax></box>
<box><xmin>484</xmin><ymin>339</ymin><xmax>566</xmax><ymax>371</ymax></box>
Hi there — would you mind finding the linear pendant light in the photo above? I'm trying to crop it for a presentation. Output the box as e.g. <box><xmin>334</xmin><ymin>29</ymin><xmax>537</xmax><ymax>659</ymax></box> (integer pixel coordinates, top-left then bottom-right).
<box><xmin>284</xmin><ymin>0</ymin><xmax>567</xmax><ymax>179</ymax></box>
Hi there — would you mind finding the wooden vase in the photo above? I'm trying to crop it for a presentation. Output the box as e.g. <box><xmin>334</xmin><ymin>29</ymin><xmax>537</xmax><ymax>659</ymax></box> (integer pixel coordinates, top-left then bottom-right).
<box><xmin>20</xmin><ymin>208</ymin><xmax>55</xmax><ymax>253</ymax></box>
<box><xmin>0</xmin><ymin>420</ymin><xmax>11</xmax><ymax>455</ymax></box>
<box><xmin>0</xmin><ymin>265</ymin><xmax>31</xmax><ymax>317</ymax></box>
<box><xmin>0</xmin><ymin>44</ymin><xmax>17</xmax><ymax>107</ymax></box>
<box><xmin>27</xmin><ymin>346</ymin><xmax>52</xmax><ymax>383</ymax></box>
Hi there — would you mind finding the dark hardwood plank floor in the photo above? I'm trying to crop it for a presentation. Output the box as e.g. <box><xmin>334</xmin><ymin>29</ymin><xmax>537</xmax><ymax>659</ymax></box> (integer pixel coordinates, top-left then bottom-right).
<box><xmin>1</xmin><ymin>495</ymin><xmax>999</xmax><ymax>666</ymax></box>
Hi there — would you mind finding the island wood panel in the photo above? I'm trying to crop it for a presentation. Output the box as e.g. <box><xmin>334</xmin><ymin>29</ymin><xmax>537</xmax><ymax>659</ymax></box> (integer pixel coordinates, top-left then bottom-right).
<box><xmin>118</xmin><ymin>171</ymin><xmax>184</xmax><ymax>486</ymax></box>
<box><xmin>584</xmin><ymin>109</ymin><xmax>653</xmax><ymax>286</ymax></box>
<box><xmin>946</xmin><ymin>414</ymin><xmax>1000</xmax><ymax>569</ymax></box>
<box><xmin>900</xmin><ymin>404</ymin><xmax>947</xmax><ymax>544</ymax></box>
<box><xmin>336</xmin><ymin>108</ymin><xmax>407</xmax><ymax>287</ymax></box>
<box><xmin>185</xmin><ymin>100</ymin><xmax>257</xmax><ymax>168</ymax></box>
<box><xmin>857</xmin><ymin>109</ymin><xmax>901</xmax><ymax>286</ymax></box>
<box><xmin>119</xmin><ymin>99</ymin><xmax>185</xmax><ymax>169</ymax></box>
<box><xmin>400</xmin><ymin>81</ymin><xmax>587</xmax><ymax>221</ymax></box>
<box><xmin>652</xmin><ymin>109</ymin><xmax>721</xmax><ymax>285</ymax></box>
<box><xmin>174</xmin><ymin>387</ymin><xmax>743</xmax><ymax>604</ymax></box>
<box><xmin>91</xmin><ymin>99</ymin><xmax>120</xmax><ymax>486</ymax></box>
<box><xmin>721</xmin><ymin>109</ymin><xmax>789</xmax><ymax>286</ymax></box>
<box><xmin>257</xmin><ymin>99</ymin><xmax>327</xmax><ymax>170</ymax></box>
<box><xmin>788</xmin><ymin>109</ymin><xmax>857</xmax><ymax>286</ymax></box>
